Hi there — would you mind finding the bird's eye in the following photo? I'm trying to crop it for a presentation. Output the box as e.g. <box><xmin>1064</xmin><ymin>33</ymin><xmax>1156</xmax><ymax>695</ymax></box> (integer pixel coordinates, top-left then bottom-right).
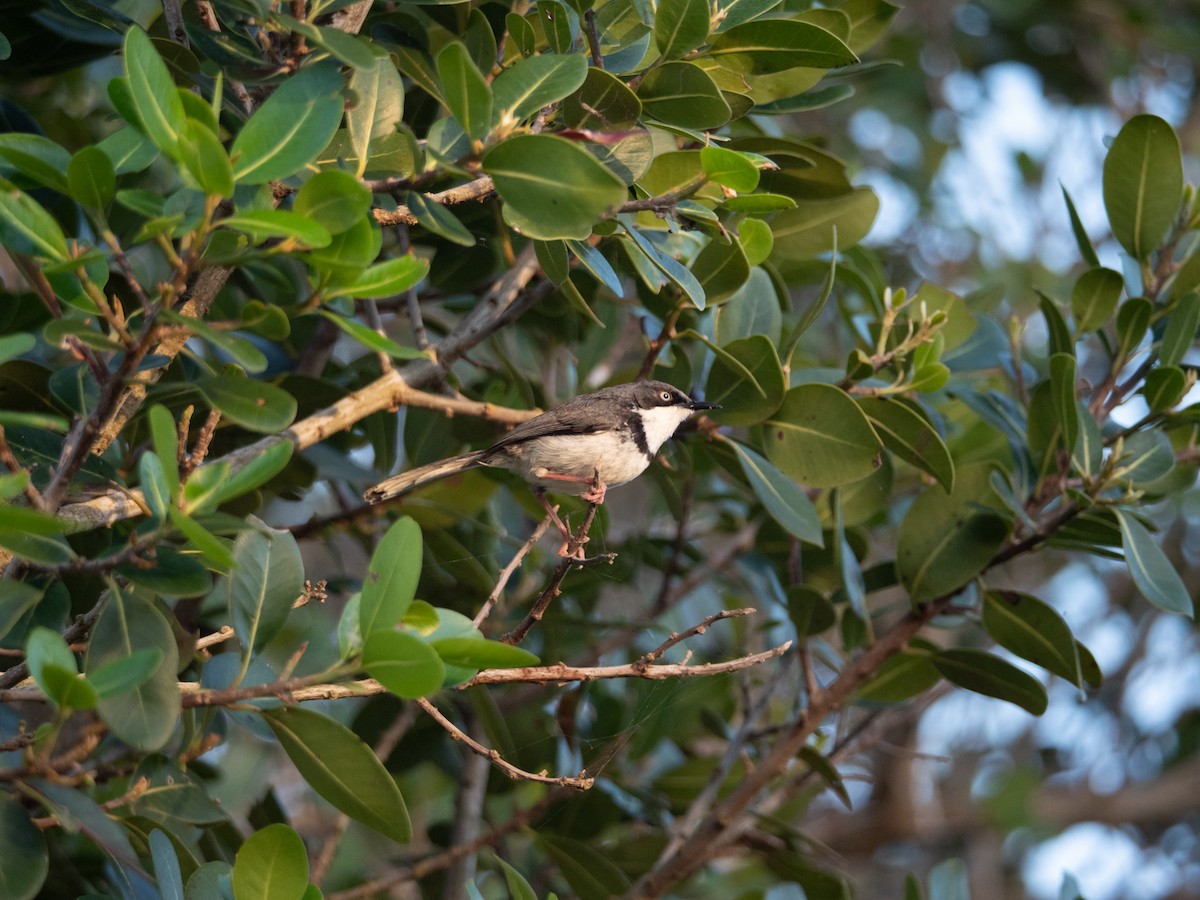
<box><xmin>660</xmin><ymin>390</ymin><xmax>672</xmax><ymax>402</ymax></box>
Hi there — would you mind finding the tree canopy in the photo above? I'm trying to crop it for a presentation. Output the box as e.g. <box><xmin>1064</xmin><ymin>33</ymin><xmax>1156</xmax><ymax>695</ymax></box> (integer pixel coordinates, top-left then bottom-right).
<box><xmin>1</xmin><ymin>0</ymin><xmax>1198</xmax><ymax>897</ymax></box>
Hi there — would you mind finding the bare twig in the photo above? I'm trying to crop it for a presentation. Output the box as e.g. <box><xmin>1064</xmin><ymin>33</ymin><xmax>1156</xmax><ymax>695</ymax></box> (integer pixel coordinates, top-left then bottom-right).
<box><xmin>636</xmin><ymin>607</ymin><xmax>755</xmax><ymax>668</ymax></box>
<box><xmin>473</xmin><ymin>513</ymin><xmax>555</xmax><ymax>628</ymax></box>
<box><xmin>416</xmin><ymin>697</ymin><xmax>594</xmax><ymax>790</ymax></box>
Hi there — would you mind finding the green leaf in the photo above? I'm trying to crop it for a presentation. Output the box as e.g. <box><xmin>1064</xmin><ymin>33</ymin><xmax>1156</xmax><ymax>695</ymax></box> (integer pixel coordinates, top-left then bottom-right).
<box><xmin>637</xmin><ymin>62</ymin><xmax>731</xmax><ymax>130</ymax></box>
<box><xmin>117</xmin><ymin>546</ymin><xmax>211</xmax><ymax>597</ymax></box>
<box><xmin>769</xmin><ymin>189</ymin><xmax>878</xmax><ymax>260</ymax></box>
<box><xmin>327</xmin><ymin>254</ymin><xmax>430</xmax><ymax>300</ymax></box>
<box><xmin>1070</xmin><ymin>267</ymin><xmax>1123</xmax><ymax>333</ymax></box>
<box><xmin>493</xmin><ymin>52</ymin><xmax>588</xmax><ymax>122</ymax></box>
<box><xmin>148</xmin><ymin>404</ymin><xmax>182</xmax><ymax>502</ymax></box>
<box><xmin>983</xmin><ymin>591</ymin><xmax>1084</xmax><ymax>687</ymax></box>
<box><xmin>1048</xmin><ymin>353</ymin><xmax>1079</xmax><ymax>453</ymax></box>
<box><xmin>231</xmin><ymin>824</ymin><xmax>308</xmax><ymax>900</ymax></box>
<box><xmin>787</xmin><ymin>585</ymin><xmax>835</xmax><ymax>636</ymax></box>
<box><xmin>361</xmin><ymin>516</ymin><xmax>422</xmax><ymax>637</ymax></box>
<box><xmin>0</xmin><ymin>180</ymin><xmax>69</xmax><ymax>261</ymax></box>
<box><xmin>429</xmin><ymin>637</ymin><xmax>539</xmax><ymax>669</ymax></box>
<box><xmin>1115</xmin><ymin>508</ymin><xmax>1193</xmax><ymax>617</ymax></box>
<box><xmin>1141</xmin><ymin>366</ymin><xmax>1186</xmax><ymax>412</ymax></box>
<box><xmin>437</xmin><ymin>42</ymin><xmax>494</xmax><ymax>141</ymax></box>
<box><xmin>294</xmin><ymin>170</ymin><xmax>371</xmax><ymax>238</ymax></box>
<box><xmin>1116</xmin><ymin>296</ymin><xmax>1153</xmax><ymax>359</ymax></box>
<box><xmin>225</xmin><ymin>525</ymin><xmax>304</xmax><ymax>655</ymax></box>
<box><xmin>347</xmin><ymin>54</ymin><xmax>405</xmax><ymax>178</ymax></box>
<box><xmin>150</xmin><ymin>829</ymin><xmax>185</xmax><ymax>900</ymax></box>
<box><xmin>86</xmin><ymin>586</ymin><xmax>181</xmax><ymax>751</ymax></box>
<box><xmin>231</xmin><ymin>65</ymin><xmax>346</xmax><ymax>184</ymax></box>
<box><xmin>855</xmin><ymin>646</ymin><xmax>940</xmax><ymax>703</ymax></box>
<box><xmin>535</xmin><ymin>239</ymin><xmax>570</xmax><ymax>285</ymax></box>
<box><xmin>26</xmin><ymin>626</ymin><xmax>80</xmax><ymax>707</ymax></box>
<box><xmin>484</xmin><ymin>134</ymin><xmax>627</xmax><ymax>240</ymax></box>
<box><xmin>1037</xmin><ymin>291</ymin><xmax>1073</xmax><ymax>358</ymax></box>
<box><xmin>362</xmin><ymin>630</ymin><xmax>446</xmax><ymax>697</ymax></box>
<box><xmin>316</xmin><ymin>309</ymin><xmax>427</xmax><ymax>359</ymax></box>
<box><xmin>168</xmin><ymin>508</ymin><xmax>235</xmax><ymax>572</ymax></box>
<box><xmin>262</xmin><ymin>706</ymin><xmax>412</xmax><ymax>842</ymax></box>
<box><xmin>86</xmin><ymin>647</ymin><xmax>163</xmax><ymax>699</ymax></box>
<box><xmin>124</xmin><ymin>28</ymin><xmax>186</xmax><ymax>158</ymax></box>
<box><xmin>690</xmin><ymin>236</ymin><xmax>751</xmax><ymax>304</ymax></box>
<box><xmin>211</xmin><ymin>440</ymin><xmax>294</xmax><ymax>506</ymax></box>
<box><xmin>738</xmin><ymin>218</ymin><xmax>773</xmax><ymax>266</ymax></box>
<box><xmin>709</xmin><ymin>19</ymin><xmax>858</xmax><ymax>73</ymax></box>
<box><xmin>219</xmin><ymin>209</ymin><xmax>333</xmax><ymax>248</ymax></box>
<box><xmin>1102</xmin><ymin>114</ymin><xmax>1183</xmax><ymax>260</ymax></box>
<box><xmin>896</xmin><ymin>463</ymin><xmax>1011</xmax><ymax>603</ymax></box>
<box><xmin>706</xmin><ymin>335</ymin><xmax>786</xmax><ymax>423</ymax></box>
<box><xmin>620</xmin><ymin>221</ymin><xmax>706</xmax><ymax>308</ymax></box>
<box><xmin>68</xmin><ymin>146</ymin><xmax>116</xmax><ymax>210</ymax></box>
<box><xmin>858</xmin><ymin>396</ymin><xmax>955</xmax><ymax>491</ymax></box>
<box><xmin>496</xmin><ymin>856</ymin><xmax>537</xmax><ymax>900</ymax></box>
<box><xmin>0</xmin><ymin>503</ymin><xmax>74</xmax><ymax>565</ymax></box>
<box><xmin>933</xmin><ymin>648</ymin><xmax>1048</xmax><ymax>715</ymax></box>
<box><xmin>1160</xmin><ymin>291</ymin><xmax>1200</xmax><ymax>368</ymax></box>
<box><xmin>536</xmin><ymin>833</ymin><xmax>631</xmax><ymax>899</ymax></box>
<box><xmin>139</xmin><ymin>452</ymin><xmax>170</xmax><ymax>521</ymax></box>
<box><xmin>729</xmin><ymin>441</ymin><xmax>823</xmax><ymax>545</ymax></box>
<box><xmin>304</xmin><ymin>213</ymin><xmax>382</xmax><ymax>275</ymax></box>
<box><xmin>763</xmin><ymin>383</ymin><xmax>882</xmax><ymax>488</ymax></box>
<box><xmin>700</xmin><ymin>146</ymin><xmax>760</xmax><ymax>192</ymax></box>
<box><xmin>562</xmin><ymin>66</ymin><xmax>643</xmax><ymax>129</ymax></box>
<box><xmin>797</xmin><ymin>745</ymin><xmax>851</xmax><ymax>808</ymax></box>
<box><xmin>180</xmin><ymin>118</ymin><xmax>234</xmax><ymax>197</ymax></box>
<box><xmin>0</xmin><ymin>794</ymin><xmax>47</xmax><ymax>900</ymax></box>
<box><xmin>0</xmin><ymin>133</ymin><xmax>70</xmax><ymax>193</ymax></box>
<box><xmin>1060</xmin><ymin>184</ymin><xmax>1100</xmax><ymax>268</ymax></box>
<box><xmin>0</xmin><ymin>581</ymin><xmax>42</xmax><ymax>642</ymax></box>
<box><xmin>195</xmin><ymin>375</ymin><xmax>297</xmax><ymax>433</ymax></box>
<box><xmin>654</xmin><ymin>0</ymin><xmax>711</xmax><ymax>59</ymax></box>
<box><xmin>407</xmin><ymin>190</ymin><xmax>476</xmax><ymax>246</ymax></box>
<box><xmin>538</xmin><ymin>0</ymin><xmax>573</xmax><ymax>53</ymax></box>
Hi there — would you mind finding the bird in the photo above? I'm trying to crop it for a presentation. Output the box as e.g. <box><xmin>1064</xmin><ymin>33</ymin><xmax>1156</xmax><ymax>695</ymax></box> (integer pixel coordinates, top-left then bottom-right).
<box><xmin>364</xmin><ymin>381</ymin><xmax>718</xmax><ymax>556</ymax></box>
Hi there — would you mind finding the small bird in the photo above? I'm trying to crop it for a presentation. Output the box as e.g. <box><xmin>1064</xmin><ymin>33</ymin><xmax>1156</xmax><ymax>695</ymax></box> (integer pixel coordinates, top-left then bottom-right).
<box><xmin>364</xmin><ymin>381</ymin><xmax>717</xmax><ymax>555</ymax></box>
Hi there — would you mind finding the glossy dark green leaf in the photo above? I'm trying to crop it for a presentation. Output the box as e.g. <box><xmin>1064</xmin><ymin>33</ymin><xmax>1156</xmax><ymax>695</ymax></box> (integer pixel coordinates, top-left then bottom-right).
<box><xmin>1115</xmin><ymin>509</ymin><xmax>1192</xmax><ymax>617</ymax></box>
<box><xmin>231</xmin><ymin>65</ymin><xmax>345</xmax><ymax>184</ymax></box>
<box><xmin>231</xmin><ymin>824</ymin><xmax>308</xmax><ymax>900</ymax></box>
<box><xmin>1159</xmin><ymin>291</ymin><xmax>1200</xmax><ymax>368</ymax></box>
<box><xmin>1048</xmin><ymin>353</ymin><xmax>1079</xmax><ymax>453</ymax></box>
<box><xmin>655</xmin><ymin>0</ymin><xmax>710</xmax><ymax>59</ymax></box>
<box><xmin>362</xmin><ymin>630</ymin><xmax>446</xmax><ymax>698</ymax></box>
<box><xmin>566</xmin><ymin>239</ymin><xmax>622</xmax><ymax>293</ymax></box>
<box><xmin>195</xmin><ymin>375</ymin><xmax>297</xmax><ymax>433</ymax></box>
<box><xmin>437</xmin><ymin>42</ymin><xmax>494</xmax><ymax>141</ymax></box>
<box><xmin>786</xmin><ymin>585</ymin><xmax>835</xmax><ymax>636</ymax></box>
<box><xmin>0</xmin><ymin>179</ymin><xmax>69</xmax><ymax>261</ymax></box>
<box><xmin>535</xmin><ymin>239</ymin><xmax>570</xmax><ymax>285</ymax></box>
<box><xmin>294</xmin><ymin>169</ymin><xmax>371</xmax><ymax>236</ymax></box>
<box><xmin>86</xmin><ymin>586</ymin><xmax>181</xmax><ymax>750</ymax></box>
<box><xmin>0</xmin><ymin>581</ymin><xmax>42</xmax><ymax>642</ymax></box>
<box><xmin>539</xmin><ymin>0</ymin><xmax>573</xmax><ymax>53</ymax></box>
<box><xmin>328</xmin><ymin>255</ymin><xmax>431</xmax><ymax>300</ymax></box>
<box><xmin>168</xmin><ymin>508</ymin><xmax>235</xmax><ymax>572</ymax></box>
<box><xmin>117</xmin><ymin>545</ymin><xmax>211</xmax><ymax>597</ymax></box>
<box><xmin>0</xmin><ymin>793</ymin><xmax>47</xmax><ymax>900</ymax></box>
<box><xmin>407</xmin><ymin>190</ymin><xmax>476</xmax><ymax>246</ymax></box>
<box><xmin>124</xmin><ymin>28</ymin><xmax>186</xmax><ymax>158</ymax></box>
<box><xmin>429</xmin><ymin>637</ymin><xmax>539</xmax><ymax>669</ymax></box>
<box><xmin>1036</xmin><ymin>291</ymin><xmax>1073</xmax><ymax>358</ymax></box>
<box><xmin>1141</xmin><ymin>366</ymin><xmax>1186</xmax><ymax>412</ymax></box>
<box><xmin>179</xmin><ymin>118</ymin><xmax>233</xmax><ymax>197</ymax></box>
<box><xmin>709</xmin><ymin>19</ymin><xmax>858</xmax><ymax>72</ymax></box>
<box><xmin>855</xmin><ymin>646</ymin><xmax>940</xmax><ymax>703</ymax></box>
<box><xmin>637</xmin><ymin>62</ymin><xmax>731</xmax><ymax>130</ymax></box>
<box><xmin>536</xmin><ymin>833</ymin><xmax>631</xmax><ymax>899</ymax></box>
<box><xmin>562</xmin><ymin>66</ymin><xmax>642</xmax><ymax>129</ymax></box>
<box><xmin>493</xmin><ymin>52</ymin><xmax>588</xmax><ymax>122</ymax></box>
<box><xmin>219</xmin><ymin>209</ymin><xmax>333</xmax><ymax>248</ymax></box>
<box><xmin>1061</xmin><ymin>184</ymin><xmax>1100</xmax><ymax>268</ymax></box>
<box><xmin>983</xmin><ymin>591</ymin><xmax>1083</xmax><ymax>686</ymax></box>
<box><xmin>691</xmin><ymin>236</ymin><xmax>751</xmax><ymax>304</ymax></box>
<box><xmin>0</xmin><ymin>502</ymin><xmax>74</xmax><ymax>565</ymax></box>
<box><xmin>225</xmin><ymin>525</ymin><xmax>304</xmax><ymax>654</ymax></box>
<box><xmin>706</xmin><ymin>335</ymin><xmax>785</xmax><ymax>424</ymax></box>
<box><xmin>763</xmin><ymin>383</ymin><xmax>882</xmax><ymax>488</ymax></box>
<box><xmin>933</xmin><ymin>648</ymin><xmax>1048</xmax><ymax>715</ymax></box>
<box><xmin>1116</xmin><ymin>297</ymin><xmax>1153</xmax><ymax>359</ymax></box>
<box><xmin>360</xmin><ymin>516</ymin><xmax>422</xmax><ymax>637</ymax></box>
<box><xmin>484</xmin><ymin>134</ymin><xmax>627</xmax><ymax>240</ymax></box>
<box><xmin>149</xmin><ymin>829</ymin><xmax>185</xmax><ymax>900</ymax></box>
<box><xmin>1070</xmin><ymin>267</ymin><xmax>1122</xmax><ymax>333</ymax></box>
<box><xmin>262</xmin><ymin>706</ymin><xmax>412</xmax><ymax>842</ymax></box>
<box><xmin>769</xmin><ymin>189</ymin><xmax>878</xmax><ymax>260</ymax></box>
<box><xmin>1102</xmin><ymin>114</ymin><xmax>1183</xmax><ymax>260</ymax></box>
<box><xmin>346</xmin><ymin>52</ymin><xmax>404</xmax><ymax>177</ymax></box>
<box><xmin>858</xmin><ymin>396</ymin><xmax>954</xmax><ymax>491</ymax></box>
<box><xmin>896</xmin><ymin>463</ymin><xmax>1011</xmax><ymax>603</ymax></box>
<box><xmin>316</xmin><ymin>309</ymin><xmax>426</xmax><ymax>359</ymax></box>
<box><xmin>68</xmin><ymin>145</ymin><xmax>116</xmax><ymax>210</ymax></box>
<box><xmin>87</xmin><ymin>647</ymin><xmax>163</xmax><ymax>699</ymax></box>
<box><xmin>731</xmin><ymin>442</ymin><xmax>823</xmax><ymax>544</ymax></box>
<box><xmin>0</xmin><ymin>133</ymin><xmax>70</xmax><ymax>193</ymax></box>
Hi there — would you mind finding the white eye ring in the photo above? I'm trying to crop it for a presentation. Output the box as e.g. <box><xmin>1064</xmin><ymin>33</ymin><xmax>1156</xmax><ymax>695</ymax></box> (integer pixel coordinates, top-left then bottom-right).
<box><xmin>660</xmin><ymin>390</ymin><xmax>672</xmax><ymax>402</ymax></box>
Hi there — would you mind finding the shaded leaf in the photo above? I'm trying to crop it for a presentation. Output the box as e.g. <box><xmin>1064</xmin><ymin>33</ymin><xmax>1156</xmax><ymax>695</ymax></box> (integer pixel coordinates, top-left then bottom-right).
<box><xmin>983</xmin><ymin>591</ymin><xmax>1083</xmax><ymax>686</ymax></box>
<box><xmin>1102</xmin><ymin>114</ymin><xmax>1183</xmax><ymax>260</ymax></box>
<box><xmin>763</xmin><ymin>383</ymin><xmax>882</xmax><ymax>488</ymax></box>
<box><xmin>1115</xmin><ymin>508</ymin><xmax>1193</xmax><ymax>617</ymax></box>
<box><xmin>231</xmin><ymin>824</ymin><xmax>307</xmax><ymax>900</ymax></box>
<box><xmin>933</xmin><ymin>648</ymin><xmax>1048</xmax><ymax>715</ymax></box>
<box><xmin>729</xmin><ymin>441</ymin><xmax>823</xmax><ymax>545</ymax></box>
<box><xmin>858</xmin><ymin>396</ymin><xmax>954</xmax><ymax>491</ymax></box>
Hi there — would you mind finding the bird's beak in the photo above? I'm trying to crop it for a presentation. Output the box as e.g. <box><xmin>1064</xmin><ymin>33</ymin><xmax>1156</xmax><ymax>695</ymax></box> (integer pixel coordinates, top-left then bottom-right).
<box><xmin>690</xmin><ymin>398</ymin><xmax>720</xmax><ymax>411</ymax></box>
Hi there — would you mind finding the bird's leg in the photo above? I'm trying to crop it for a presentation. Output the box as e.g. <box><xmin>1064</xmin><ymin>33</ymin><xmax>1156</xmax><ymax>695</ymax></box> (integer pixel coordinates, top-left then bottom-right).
<box><xmin>533</xmin><ymin>488</ymin><xmax>587</xmax><ymax>558</ymax></box>
<box><xmin>534</xmin><ymin>469</ymin><xmax>609</xmax><ymax>505</ymax></box>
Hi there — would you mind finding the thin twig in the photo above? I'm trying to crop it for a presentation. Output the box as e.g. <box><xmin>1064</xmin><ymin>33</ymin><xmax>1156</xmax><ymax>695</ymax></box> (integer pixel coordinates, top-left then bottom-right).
<box><xmin>635</xmin><ymin>608</ymin><xmax>755</xmax><ymax>668</ymax></box>
<box><xmin>416</xmin><ymin>697</ymin><xmax>594</xmax><ymax>790</ymax></box>
<box><xmin>474</xmin><ymin>513</ymin><xmax>555</xmax><ymax>628</ymax></box>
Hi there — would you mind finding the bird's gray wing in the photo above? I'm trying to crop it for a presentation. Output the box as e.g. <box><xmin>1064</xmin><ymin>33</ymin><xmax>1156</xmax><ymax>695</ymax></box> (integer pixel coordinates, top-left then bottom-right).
<box><xmin>484</xmin><ymin>397</ymin><xmax>616</xmax><ymax>453</ymax></box>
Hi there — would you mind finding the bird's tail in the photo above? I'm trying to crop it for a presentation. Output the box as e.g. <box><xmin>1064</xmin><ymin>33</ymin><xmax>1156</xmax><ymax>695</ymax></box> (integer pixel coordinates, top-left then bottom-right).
<box><xmin>364</xmin><ymin>451</ymin><xmax>486</xmax><ymax>503</ymax></box>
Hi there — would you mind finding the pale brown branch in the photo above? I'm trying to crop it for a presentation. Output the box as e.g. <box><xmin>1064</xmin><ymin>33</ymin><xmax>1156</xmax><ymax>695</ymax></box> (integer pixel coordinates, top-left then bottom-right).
<box><xmin>474</xmin><ymin>513</ymin><xmax>555</xmax><ymax>628</ymax></box>
<box><xmin>372</xmin><ymin>178</ymin><xmax>498</xmax><ymax>225</ymax></box>
<box><xmin>636</xmin><ymin>607</ymin><xmax>756</xmax><ymax>668</ymax></box>
<box><xmin>416</xmin><ymin>697</ymin><xmax>594</xmax><ymax>790</ymax></box>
